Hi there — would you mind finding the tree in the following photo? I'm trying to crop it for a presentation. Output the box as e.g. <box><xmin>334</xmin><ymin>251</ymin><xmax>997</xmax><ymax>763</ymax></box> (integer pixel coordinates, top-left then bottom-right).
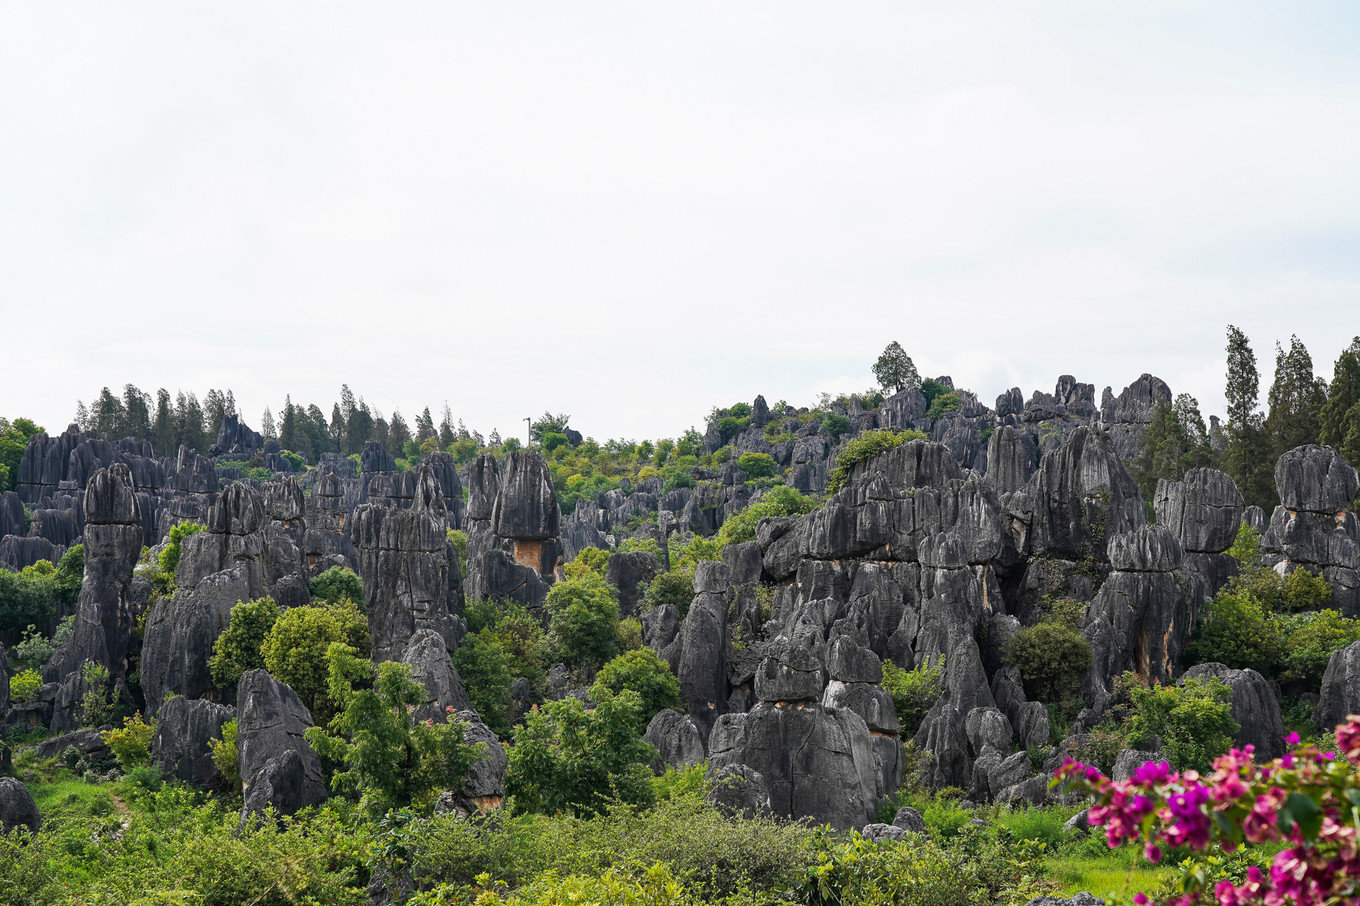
<box><xmin>591</xmin><ymin>648</ymin><xmax>680</xmax><ymax>729</ymax></box>
<box><xmin>1120</xmin><ymin>673</ymin><xmax>1237</xmax><ymax>772</ymax></box>
<box><xmin>545</xmin><ymin>573</ymin><xmax>621</xmax><ymax>670</ymax></box>
<box><xmin>152</xmin><ymin>389</ymin><xmax>175</xmax><ymax>454</ymax></box>
<box><xmin>1320</xmin><ymin>337</ymin><xmax>1360</xmax><ymax>470</ymax></box>
<box><xmin>93</xmin><ymin>386</ymin><xmax>124</xmax><ymax>437</ymax></box>
<box><xmin>262</xmin><ymin>600</ymin><xmax>369</xmax><ymax>717</ymax></box>
<box><xmin>209</xmin><ymin>597</ymin><xmax>282</xmax><ymax>691</ymax></box>
<box><xmin>1223</xmin><ymin>325</ymin><xmax>1276</xmax><ymax>508</ymax></box>
<box><xmin>305</xmin><ymin>649</ymin><xmax>482</xmax><ymax>817</ymax></box>
<box><xmin>1266</xmin><ymin>334</ymin><xmax>1327</xmax><ymax>459</ymax></box>
<box><xmin>122</xmin><ymin>384</ymin><xmax>151</xmax><ymax>440</ymax></box>
<box><xmin>505</xmin><ymin>690</ymin><xmax>656</xmax><ymax>816</ymax></box>
<box><xmin>1130</xmin><ymin>397</ymin><xmax>1216</xmax><ymax>502</ymax></box>
<box><xmin>260</xmin><ymin>407</ymin><xmax>276</xmax><ymax>440</ymax></box>
<box><xmin>451</xmin><ymin>628</ymin><xmax>515</xmax><ymax>733</ymax></box>
<box><xmin>872</xmin><ymin>341</ymin><xmax>920</xmax><ymax>395</ymax></box>
<box><xmin>438</xmin><ymin>402</ymin><xmax>456</xmax><ymax>449</ymax></box>
<box><xmin>415</xmin><ymin>407</ymin><xmax>436</xmax><ymax>445</ymax></box>
<box><xmin>388</xmin><ymin>410</ymin><xmax>412</xmax><ymax>459</ymax></box>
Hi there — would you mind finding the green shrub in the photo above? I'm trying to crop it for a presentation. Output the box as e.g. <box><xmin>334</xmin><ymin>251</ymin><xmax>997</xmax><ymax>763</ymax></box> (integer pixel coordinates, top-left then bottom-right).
<box><xmin>639</xmin><ymin>569</ymin><xmax>695</xmax><ymax>615</ymax></box>
<box><xmin>446</xmin><ymin>528</ymin><xmax>468</xmax><ymax>576</ymax></box>
<box><xmin>564</xmin><ymin>546</ymin><xmax>610</xmax><ymax>578</ymax></box>
<box><xmin>453</xmin><ymin>627</ymin><xmax>515</xmax><ymax>734</ymax></box>
<box><xmin>280</xmin><ymin>450</ymin><xmax>305</xmax><ymax>471</ymax></box>
<box><xmin>79</xmin><ymin>661</ymin><xmax>114</xmax><ymax>727</ymax></box>
<box><xmin>714</xmin><ymin>484</ymin><xmax>820</xmax><ymax>547</ymax></box>
<box><xmin>822</xmin><ymin>412</ymin><xmax>851</xmax><ymax>439</ymax></box>
<box><xmin>262</xmin><ymin>599</ymin><xmax>369</xmax><ymax>717</ymax></box>
<box><xmin>8</xmin><ymin>615</ymin><xmax>74</xmax><ymax>672</ymax></box>
<box><xmin>545</xmin><ymin>572</ymin><xmax>621</xmax><ymax>670</ymax></box>
<box><xmin>8</xmin><ymin>667</ymin><xmax>41</xmax><ymax>703</ymax></box>
<box><xmin>880</xmin><ymin>660</ymin><xmax>944</xmax><ymax>737</ymax></box>
<box><xmin>825</xmin><ymin>429</ymin><xmax>928</xmax><ymax>494</ymax></box>
<box><xmin>507</xmin><ymin>691</ymin><xmax>656</xmax><ymax>816</ymax></box>
<box><xmin>735</xmin><ymin>452</ymin><xmax>778</xmax><ymax>480</ymax></box>
<box><xmin>591</xmin><ymin>648</ymin><xmax>681</xmax><ymax>729</ymax></box>
<box><xmin>209</xmin><ymin>595</ymin><xmax>281</xmax><ymax>691</ymax></box>
<box><xmin>1004</xmin><ymin>620</ymin><xmax>1092</xmax><ymax>705</ymax></box>
<box><xmin>1120</xmin><ymin>672</ymin><xmax>1237</xmax><ymax>771</ymax></box>
<box><xmin>102</xmin><ymin>711</ymin><xmax>155</xmax><ymax>770</ymax></box>
<box><xmin>0</xmin><ymin>548</ymin><xmax>82</xmax><ymax>635</ymax></box>
<box><xmin>926</xmin><ymin>391</ymin><xmax>961</xmax><ymax>419</ymax></box>
<box><xmin>152</xmin><ymin>520</ymin><xmax>205</xmax><ymax>598</ymax></box>
<box><xmin>1279</xmin><ymin>609</ymin><xmax>1360</xmax><ymax>689</ymax></box>
<box><xmin>308</xmin><ymin>566</ymin><xmax>363</xmax><ymax>606</ymax></box>
<box><xmin>306</xmin><ymin>649</ymin><xmax>482</xmax><ymax>817</ymax></box>
<box><xmin>210</xmin><ymin>718</ymin><xmax>241</xmax><ymax>790</ymax></box>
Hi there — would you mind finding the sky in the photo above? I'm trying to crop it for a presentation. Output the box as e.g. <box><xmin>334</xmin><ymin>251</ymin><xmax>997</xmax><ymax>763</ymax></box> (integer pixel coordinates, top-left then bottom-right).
<box><xmin>2</xmin><ymin>2</ymin><xmax>1358</xmax><ymax>443</ymax></box>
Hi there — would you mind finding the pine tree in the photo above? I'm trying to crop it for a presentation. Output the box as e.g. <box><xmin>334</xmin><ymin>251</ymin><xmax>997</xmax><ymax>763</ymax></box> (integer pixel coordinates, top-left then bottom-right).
<box><xmin>74</xmin><ymin>401</ymin><xmax>90</xmax><ymax>432</ymax></box>
<box><xmin>152</xmin><ymin>389</ymin><xmax>174</xmax><ymax>455</ymax></box>
<box><xmin>181</xmin><ymin>393</ymin><xmax>207</xmax><ymax>453</ymax></box>
<box><xmin>1320</xmin><ymin>337</ymin><xmax>1360</xmax><ymax>470</ymax></box>
<box><xmin>279</xmin><ymin>396</ymin><xmax>300</xmax><ymax>453</ymax></box>
<box><xmin>439</xmin><ymin>403</ymin><xmax>456</xmax><ymax>449</ymax></box>
<box><xmin>1223</xmin><ymin>325</ymin><xmax>1276</xmax><ymax>509</ymax></box>
<box><xmin>93</xmin><ymin>387</ymin><xmax>124</xmax><ymax>437</ymax></box>
<box><xmin>121</xmin><ymin>384</ymin><xmax>151</xmax><ymax>441</ymax></box>
<box><xmin>415</xmin><ymin>407</ymin><xmax>436</xmax><ymax>445</ymax></box>
<box><xmin>1266</xmin><ymin>335</ymin><xmax>1326</xmax><ymax>459</ymax></box>
<box><xmin>330</xmin><ymin>403</ymin><xmax>346</xmax><ymax>449</ymax></box>
<box><xmin>388</xmin><ymin>410</ymin><xmax>412</xmax><ymax>459</ymax></box>
<box><xmin>261</xmin><ymin>407</ymin><xmax>277</xmax><ymax>440</ymax></box>
<box><xmin>346</xmin><ymin>400</ymin><xmax>374</xmax><ymax>455</ymax></box>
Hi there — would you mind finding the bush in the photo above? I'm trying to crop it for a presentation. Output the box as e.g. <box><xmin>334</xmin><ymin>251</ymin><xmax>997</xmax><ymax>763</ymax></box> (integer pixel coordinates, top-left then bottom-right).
<box><xmin>210</xmin><ymin>717</ymin><xmax>241</xmax><ymax>789</ymax></box>
<box><xmin>717</xmin><ymin>416</ymin><xmax>749</xmax><ymax>440</ymax></box>
<box><xmin>152</xmin><ymin>520</ymin><xmax>205</xmax><ymax>598</ymax></box>
<box><xmin>822</xmin><ymin>412</ymin><xmax>851</xmax><ymax>439</ymax></box>
<box><xmin>102</xmin><ymin>711</ymin><xmax>155</xmax><ymax>770</ymax></box>
<box><xmin>1004</xmin><ymin>620</ymin><xmax>1092</xmax><ymax>705</ymax></box>
<box><xmin>640</xmin><ymin>568</ymin><xmax>696</xmax><ymax>616</ymax></box>
<box><xmin>564</xmin><ymin>546</ymin><xmax>610</xmax><ymax>579</ymax></box>
<box><xmin>0</xmin><ymin>548</ymin><xmax>81</xmax><ymax>635</ymax></box>
<box><xmin>80</xmin><ymin>661</ymin><xmax>114</xmax><ymax>727</ymax></box>
<box><xmin>209</xmin><ymin>595</ymin><xmax>281</xmax><ymax>691</ymax></box>
<box><xmin>1280</xmin><ymin>608</ymin><xmax>1360</xmax><ymax>689</ymax></box>
<box><xmin>880</xmin><ymin>660</ymin><xmax>944</xmax><ymax>737</ymax></box>
<box><xmin>8</xmin><ymin>667</ymin><xmax>41</xmax><ymax>703</ymax></box>
<box><xmin>8</xmin><ymin>614</ymin><xmax>74</xmax><ymax>672</ymax></box>
<box><xmin>714</xmin><ymin>484</ymin><xmax>820</xmax><ymax>547</ymax></box>
<box><xmin>306</xmin><ymin>649</ymin><xmax>482</xmax><ymax>817</ymax></box>
<box><xmin>591</xmin><ymin>648</ymin><xmax>681</xmax><ymax>729</ymax></box>
<box><xmin>545</xmin><ymin>572</ymin><xmax>621</xmax><ymax>670</ymax></box>
<box><xmin>507</xmin><ymin>690</ymin><xmax>656</xmax><ymax>816</ymax></box>
<box><xmin>453</xmin><ymin>627</ymin><xmax>516</xmax><ymax>733</ymax></box>
<box><xmin>1120</xmin><ymin>672</ymin><xmax>1237</xmax><ymax>771</ymax></box>
<box><xmin>308</xmin><ymin>566</ymin><xmax>363</xmax><ymax>606</ymax></box>
<box><xmin>262</xmin><ymin>599</ymin><xmax>369</xmax><ymax>716</ymax></box>
<box><xmin>735</xmin><ymin>452</ymin><xmax>778</xmax><ymax>480</ymax></box>
<box><xmin>825</xmin><ymin>429</ymin><xmax>928</xmax><ymax>494</ymax></box>
<box><xmin>926</xmin><ymin>391</ymin><xmax>961</xmax><ymax>419</ymax></box>
<box><xmin>280</xmin><ymin>450</ymin><xmax>305</xmax><ymax>471</ymax></box>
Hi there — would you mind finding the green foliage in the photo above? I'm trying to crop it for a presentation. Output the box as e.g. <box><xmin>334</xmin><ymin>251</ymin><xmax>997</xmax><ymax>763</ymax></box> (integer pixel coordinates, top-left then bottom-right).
<box><xmin>926</xmin><ymin>391</ymin><xmax>961</xmax><ymax>420</ymax></box>
<box><xmin>1320</xmin><ymin>336</ymin><xmax>1360</xmax><ymax>470</ymax></box>
<box><xmin>306</xmin><ymin>650</ymin><xmax>482</xmax><ymax>817</ymax></box>
<box><xmin>826</xmin><ymin>429</ymin><xmax>928</xmax><ymax>494</ymax></box>
<box><xmin>639</xmin><ymin>568</ymin><xmax>696</xmax><ymax>615</ymax></box>
<box><xmin>0</xmin><ymin>416</ymin><xmax>42</xmax><ymax>495</ymax></box>
<box><xmin>1120</xmin><ymin>672</ymin><xmax>1237</xmax><ymax>771</ymax></box>
<box><xmin>210</xmin><ymin>718</ymin><xmax>241</xmax><ymax>790</ymax></box>
<box><xmin>545</xmin><ymin>572</ymin><xmax>621</xmax><ymax>670</ymax></box>
<box><xmin>1129</xmin><ymin>397</ymin><xmax>1216</xmax><ymax>502</ymax></box>
<box><xmin>8</xmin><ymin>615</ymin><xmax>74</xmax><ymax>671</ymax></box>
<box><xmin>262</xmin><ymin>599</ymin><xmax>369</xmax><ymax>717</ymax></box>
<box><xmin>880</xmin><ymin>660</ymin><xmax>944</xmax><ymax>737</ymax></box>
<box><xmin>152</xmin><ymin>520</ymin><xmax>205</xmax><ymax>599</ymax></box>
<box><xmin>1004</xmin><ymin>620</ymin><xmax>1092</xmax><ymax>706</ymax></box>
<box><xmin>822</xmin><ymin>412</ymin><xmax>852</xmax><ymax>439</ymax></box>
<box><xmin>919</xmin><ymin>378</ymin><xmax>949</xmax><ymax>411</ymax></box>
<box><xmin>8</xmin><ymin>667</ymin><xmax>42</xmax><ymax>702</ymax></box>
<box><xmin>101</xmin><ymin>711</ymin><xmax>154</xmax><ymax>771</ymax></box>
<box><xmin>453</xmin><ymin>627</ymin><xmax>516</xmax><ymax>734</ymax></box>
<box><xmin>1266</xmin><ymin>333</ymin><xmax>1327</xmax><ymax>460</ymax></box>
<box><xmin>280</xmin><ymin>449</ymin><xmax>305</xmax><ymax>471</ymax></box>
<box><xmin>501</xmin><ymin>863</ymin><xmax>693</xmax><ymax>906</ymax></box>
<box><xmin>308</xmin><ymin>566</ymin><xmax>364</xmax><ymax>606</ymax></box>
<box><xmin>591</xmin><ymin>648</ymin><xmax>681</xmax><ymax>729</ymax></box>
<box><xmin>1279</xmin><ymin>609</ymin><xmax>1360</xmax><ymax>687</ymax></box>
<box><xmin>80</xmin><ymin>661</ymin><xmax>114</xmax><ymax>728</ymax></box>
<box><xmin>714</xmin><ymin>484</ymin><xmax>820</xmax><ymax>547</ymax></box>
<box><xmin>872</xmin><ymin>341</ymin><xmax>921</xmax><ymax>395</ymax></box>
<box><xmin>564</xmin><ymin>545</ymin><xmax>611</xmax><ymax>579</ymax></box>
<box><xmin>1223</xmin><ymin>325</ymin><xmax>1276</xmax><ymax>508</ymax></box>
<box><xmin>209</xmin><ymin>596</ymin><xmax>281</xmax><ymax>692</ymax></box>
<box><xmin>0</xmin><ymin>548</ymin><xmax>82</xmax><ymax>635</ymax></box>
<box><xmin>734</xmin><ymin>452</ymin><xmax>777</xmax><ymax>480</ymax></box>
<box><xmin>716</xmin><ymin>415</ymin><xmax>750</xmax><ymax>440</ymax></box>
<box><xmin>802</xmin><ymin>823</ymin><xmax>1047</xmax><ymax>906</ymax></box>
<box><xmin>506</xmin><ymin>690</ymin><xmax>656</xmax><ymax>816</ymax></box>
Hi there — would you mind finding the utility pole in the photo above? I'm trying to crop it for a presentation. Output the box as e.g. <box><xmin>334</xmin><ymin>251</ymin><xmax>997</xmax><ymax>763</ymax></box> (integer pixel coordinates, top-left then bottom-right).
<box><xmin>524</xmin><ymin>416</ymin><xmax>531</xmax><ymax>447</ymax></box>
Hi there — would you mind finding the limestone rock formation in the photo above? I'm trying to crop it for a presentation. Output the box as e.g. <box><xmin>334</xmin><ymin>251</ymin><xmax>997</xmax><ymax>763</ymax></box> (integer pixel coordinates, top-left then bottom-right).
<box><xmin>236</xmin><ymin>669</ymin><xmax>327</xmax><ymax>818</ymax></box>
<box><xmin>1181</xmin><ymin>662</ymin><xmax>1285</xmax><ymax>760</ymax></box>
<box><xmin>151</xmin><ymin>697</ymin><xmax>237</xmax><ymax>788</ymax></box>
<box><xmin>0</xmin><ymin>777</ymin><xmax>41</xmax><ymax>834</ymax></box>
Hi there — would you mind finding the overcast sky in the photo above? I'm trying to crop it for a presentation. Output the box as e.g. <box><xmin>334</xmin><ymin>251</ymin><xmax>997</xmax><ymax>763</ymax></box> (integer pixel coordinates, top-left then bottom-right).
<box><xmin>3</xmin><ymin>3</ymin><xmax>1358</xmax><ymax>443</ymax></box>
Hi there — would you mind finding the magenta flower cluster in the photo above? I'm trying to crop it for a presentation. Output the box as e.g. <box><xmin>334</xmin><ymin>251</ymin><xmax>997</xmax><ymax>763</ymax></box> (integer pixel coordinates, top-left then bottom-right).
<box><xmin>1056</xmin><ymin>721</ymin><xmax>1360</xmax><ymax>906</ymax></box>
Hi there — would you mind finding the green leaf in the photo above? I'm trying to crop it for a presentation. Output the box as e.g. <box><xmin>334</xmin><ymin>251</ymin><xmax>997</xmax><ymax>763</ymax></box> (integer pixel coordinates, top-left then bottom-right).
<box><xmin>1284</xmin><ymin>791</ymin><xmax>1323</xmax><ymax>839</ymax></box>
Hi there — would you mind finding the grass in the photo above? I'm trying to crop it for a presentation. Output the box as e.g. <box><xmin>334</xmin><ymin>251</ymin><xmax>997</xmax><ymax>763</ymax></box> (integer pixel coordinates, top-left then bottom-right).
<box><xmin>1046</xmin><ymin>850</ymin><xmax>1176</xmax><ymax>899</ymax></box>
<box><xmin>27</xmin><ymin>779</ymin><xmax>117</xmax><ymax>820</ymax></box>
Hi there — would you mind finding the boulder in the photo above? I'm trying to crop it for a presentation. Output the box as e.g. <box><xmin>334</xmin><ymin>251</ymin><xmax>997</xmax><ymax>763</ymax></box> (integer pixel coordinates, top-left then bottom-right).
<box><xmin>1276</xmin><ymin>445</ymin><xmax>1360</xmax><ymax>513</ymax></box>
<box><xmin>0</xmin><ymin>777</ymin><xmax>40</xmax><ymax>833</ymax></box>
<box><xmin>606</xmin><ymin>550</ymin><xmax>662</xmax><ymax>617</ymax></box>
<box><xmin>644</xmin><ymin>709</ymin><xmax>706</xmax><ymax>773</ymax></box>
<box><xmin>861</xmin><ymin>822</ymin><xmax>911</xmax><ymax>842</ymax></box>
<box><xmin>892</xmin><ymin>805</ymin><xmax>927</xmax><ymax>834</ymax></box>
<box><xmin>151</xmin><ymin>697</ymin><xmax>237</xmax><ymax>788</ymax></box>
<box><xmin>1153</xmin><ymin>469</ymin><xmax>1243</xmax><ymax>554</ymax></box>
<box><xmin>1181</xmin><ymin>662</ymin><xmax>1285</xmax><ymax>760</ymax></box>
<box><xmin>236</xmin><ymin>670</ymin><xmax>327</xmax><ymax>818</ymax></box>
<box><xmin>1315</xmin><ymin>641</ymin><xmax>1360</xmax><ymax>732</ymax></box>
<box><xmin>401</xmin><ymin>630</ymin><xmax>471</xmax><ymax>722</ymax></box>
<box><xmin>445</xmin><ymin>711</ymin><xmax>507</xmax><ymax>816</ymax></box>
<box><xmin>1030</xmin><ymin>427</ymin><xmax>1146</xmax><ymax>561</ymax></box>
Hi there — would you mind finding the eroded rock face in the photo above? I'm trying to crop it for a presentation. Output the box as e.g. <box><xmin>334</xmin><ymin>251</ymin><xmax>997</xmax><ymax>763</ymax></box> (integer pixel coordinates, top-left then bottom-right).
<box><xmin>236</xmin><ymin>670</ymin><xmax>327</xmax><ymax>819</ymax></box>
<box><xmin>141</xmin><ymin>566</ymin><xmax>252</xmax><ymax>716</ymax></box>
<box><xmin>1154</xmin><ymin>469</ymin><xmax>1244</xmax><ymax>555</ymax></box>
<box><xmin>45</xmin><ymin>464</ymin><xmax>143</xmax><ymax>732</ymax></box>
<box><xmin>492</xmin><ymin>451</ymin><xmax>559</xmax><ymax>541</ymax></box>
<box><xmin>645</xmin><ymin>709</ymin><xmax>706</xmax><ymax>773</ymax></box>
<box><xmin>352</xmin><ymin>465</ymin><xmax>463</xmax><ymax>662</ymax></box>
<box><xmin>1181</xmin><ymin>662</ymin><xmax>1285</xmax><ymax>760</ymax></box>
<box><xmin>673</xmin><ymin>562</ymin><xmax>731</xmax><ymax>739</ymax></box>
<box><xmin>1263</xmin><ymin>446</ymin><xmax>1360</xmax><ymax>614</ymax></box>
<box><xmin>1031</xmin><ymin>427</ymin><xmax>1146</xmax><ymax>562</ymax></box>
<box><xmin>444</xmin><ymin>711</ymin><xmax>508</xmax><ymax>816</ymax></box>
<box><xmin>401</xmin><ymin>629</ymin><xmax>471</xmax><ymax>723</ymax></box>
<box><xmin>151</xmin><ymin>697</ymin><xmax>237</xmax><ymax>788</ymax></box>
<box><xmin>1315</xmin><ymin>641</ymin><xmax>1360</xmax><ymax>733</ymax></box>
